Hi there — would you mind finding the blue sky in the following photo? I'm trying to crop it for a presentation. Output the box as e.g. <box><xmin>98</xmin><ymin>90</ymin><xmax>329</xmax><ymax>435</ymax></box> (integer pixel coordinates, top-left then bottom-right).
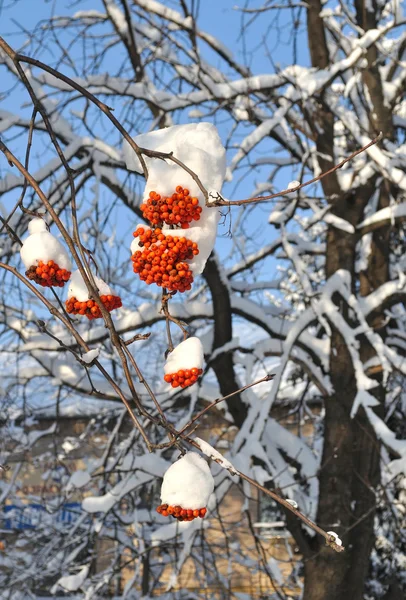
<box><xmin>0</xmin><ymin>0</ymin><xmax>314</xmax><ymax>413</ymax></box>
<box><xmin>0</xmin><ymin>0</ymin><xmax>311</xmax><ymax>273</ymax></box>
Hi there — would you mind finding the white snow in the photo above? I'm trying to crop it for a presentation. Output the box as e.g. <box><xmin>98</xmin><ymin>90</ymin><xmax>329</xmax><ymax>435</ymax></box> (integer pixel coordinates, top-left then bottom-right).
<box><xmin>358</xmin><ymin>202</ymin><xmax>406</xmax><ymax>229</ymax></box>
<box><xmin>194</xmin><ymin>437</ymin><xmax>238</xmax><ymax>475</ymax></box>
<box><xmin>324</xmin><ymin>213</ymin><xmax>355</xmax><ymax>233</ymax></box>
<box><xmin>164</xmin><ymin>337</ymin><xmax>204</xmax><ymax>374</ymax></box>
<box><xmin>124</xmin><ymin>122</ymin><xmax>226</xmax><ymax>276</ymax></box>
<box><xmin>81</xmin><ymin>349</ymin><xmax>100</xmax><ymax>364</ymax></box>
<box><xmin>20</xmin><ymin>218</ymin><xmax>72</xmax><ymax>270</ymax></box>
<box><xmin>28</xmin><ymin>218</ymin><xmax>49</xmax><ymax>235</ymax></box>
<box><xmin>287</xmin><ymin>180</ymin><xmax>300</xmax><ymax>189</ymax></box>
<box><xmin>286</xmin><ymin>499</ymin><xmax>298</xmax><ymax>509</ymax></box>
<box><xmin>51</xmin><ymin>565</ymin><xmax>89</xmax><ymax>592</ymax></box>
<box><xmin>160</xmin><ymin>452</ymin><xmax>214</xmax><ymax>509</ymax></box>
<box><xmin>351</xmin><ymin>389</ymin><xmax>380</xmax><ymax>418</ymax></box>
<box><xmin>327</xmin><ymin>531</ymin><xmax>343</xmax><ymax>547</ymax></box>
<box><xmin>67</xmin><ymin>269</ymin><xmax>114</xmax><ymax>302</ymax></box>
<box><xmin>105</xmin><ymin>0</ymin><xmax>129</xmax><ymax>37</ymax></box>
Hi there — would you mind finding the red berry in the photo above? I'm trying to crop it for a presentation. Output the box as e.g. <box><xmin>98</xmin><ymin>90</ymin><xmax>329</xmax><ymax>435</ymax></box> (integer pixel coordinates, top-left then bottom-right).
<box><xmin>26</xmin><ymin>260</ymin><xmax>71</xmax><ymax>289</ymax></box>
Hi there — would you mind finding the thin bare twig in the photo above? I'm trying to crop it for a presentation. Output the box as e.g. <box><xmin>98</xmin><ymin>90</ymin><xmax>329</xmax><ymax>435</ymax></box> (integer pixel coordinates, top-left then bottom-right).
<box><xmin>207</xmin><ymin>133</ymin><xmax>383</xmax><ymax>206</ymax></box>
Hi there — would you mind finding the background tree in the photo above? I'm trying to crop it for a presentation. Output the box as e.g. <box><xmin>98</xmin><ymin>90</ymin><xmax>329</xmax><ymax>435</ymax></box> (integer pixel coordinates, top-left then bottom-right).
<box><xmin>0</xmin><ymin>1</ymin><xmax>405</xmax><ymax>599</ymax></box>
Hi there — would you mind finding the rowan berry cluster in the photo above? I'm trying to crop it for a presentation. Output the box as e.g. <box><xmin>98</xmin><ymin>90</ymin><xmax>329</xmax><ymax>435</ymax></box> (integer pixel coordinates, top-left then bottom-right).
<box><xmin>26</xmin><ymin>260</ymin><xmax>71</xmax><ymax>288</ymax></box>
<box><xmin>164</xmin><ymin>367</ymin><xmax>203</xmax><ymax>388</ymax></box>
<box><xmin>66</xmin><ymin>295</ymin><xmax>122</xmax><ymax>320</ymax></box>
<box><xmin>131</xmin><ymin>227</ymin><xmax>199</xmax><ymax>293</ymax></box>
<box><xmin>140</xmin><ymin>186</ymin><xmax>202</xmax><ymax>229</ymax></box>
<box><xmin>156</xmin><ymin>504</ymin><xmax>207</xmax><ymax>522</ymax></box>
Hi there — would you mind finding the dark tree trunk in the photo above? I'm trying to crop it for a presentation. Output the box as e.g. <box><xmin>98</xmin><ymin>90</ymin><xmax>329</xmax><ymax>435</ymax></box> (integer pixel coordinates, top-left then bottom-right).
<box><xmin>302</xmin><ymin>188</ymin><xmax>383</xmax><ymax>599</ymax></box>
<box><xmin>301</xmin><ymin>4</ymin><xmax>392</xmax><ymax>597</ymax></box>
<box><xmin>203</xmin><ymin>252</ymin><xmax>247</xmax><ymax>428</ymax></box>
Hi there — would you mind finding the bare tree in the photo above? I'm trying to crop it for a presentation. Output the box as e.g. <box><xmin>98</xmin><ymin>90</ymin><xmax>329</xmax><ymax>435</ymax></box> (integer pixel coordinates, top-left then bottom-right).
<box><xmin>0</xmin><ymin>1</ymin><xmax>405</xmax><ymax>599</ymax></box>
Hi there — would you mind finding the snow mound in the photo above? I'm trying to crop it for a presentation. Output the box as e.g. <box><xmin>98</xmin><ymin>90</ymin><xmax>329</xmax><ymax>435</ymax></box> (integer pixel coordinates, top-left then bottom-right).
<box><xmin>67</xmin><ymin>269</ymin><xmax>115</xmax><ymax>302</ymax></box>
<box><xmin>164</xmin><ymin>337</ymin><xmax>204</xmax><ymax>374</ymax></box>
<box><xmin>51</xmin><ymin>565</ymin><xmax>89</xmax><ymax>593</ymax></box>
<box><xmin>28</xmin><ymin>218</ymin><xmax>48</xmax><ymax>235</ymax></box>
<box><xmin>20</xmin><ymin>218</ymin><xmax>72</xmax><ymax>270</ymax></box>
<box><xmin>124</xmin><ymin>122</ymin><xmax>226</xmax><ymax>192</ymax></box>
<box><xmin>81</xmin><ymin>349</ymin><xmax>100</xmax><ymax>364</ymax></box>
<box><xmin>161</xmin><ymin>452</ymin><xmax>214</xmax><ymax>510</ymax></box>
<box><xmin>124</xmin><ymin>122</ymin><xmax>226</xmax><ymax>276</ymax></box>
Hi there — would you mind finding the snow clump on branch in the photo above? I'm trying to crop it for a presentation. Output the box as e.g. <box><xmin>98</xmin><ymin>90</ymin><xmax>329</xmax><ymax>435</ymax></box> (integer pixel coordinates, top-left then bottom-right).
<box><xmin>125</xmin><ymin>123</ymin><xmax>226</xmax><ymax>283</ymax></box>
<box><xmin>157</xmin><ymin>452</ymin><xmax>214</xmax><ymax>522</ymax></box>
<box><xmin>163</xmin><ymin>336</ymin><xmax>204</xmax><ymax>389</ymax></box>
<box><xmin>21</xmin><ymin>218</ymin><xmax>72</xmax><ymax>288</ymax></box>
<box><xmin>66</xmin><ymin>269</ymin><xmax>122</xmax><ymax>320</ymax></box>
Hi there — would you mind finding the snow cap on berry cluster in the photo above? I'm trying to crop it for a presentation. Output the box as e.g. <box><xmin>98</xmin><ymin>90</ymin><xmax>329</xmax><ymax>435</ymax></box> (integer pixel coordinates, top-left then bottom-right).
<box><xmin>20</xmin><ymin>218</ymin><xmax>72</xmax><ymax>270</ymax></box>
<box><xmin>67</xmin><ymin>269</ymin><xmax>115</xmax><ymax>302</ymax></box>
<box><xmin>161</xmin><ymin>452</ymin><xmax>214</xmax><ymax>510</ymax></box>
<box><xmin>164</xmin><ymin>337</ymin><xmax>204</xmax><ymax>375</ymax></box>
<box><xmin>124</xmin><ymin>123</ymin><xmax>226</xmax><ymax>275</ymax></box>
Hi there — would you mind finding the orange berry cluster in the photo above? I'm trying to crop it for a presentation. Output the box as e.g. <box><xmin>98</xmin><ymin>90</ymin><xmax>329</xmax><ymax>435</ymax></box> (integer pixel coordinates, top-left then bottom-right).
<box><xmin>140</xmin><ymin>186</ymin><xmax>202</xmax><ymax>229</ymax></box>
<box><xmin>164</xmin><ymin>367</ymin><xmax>203</xmax><ymax>388</ymax></box>
<box><xmin>66</xmin><ymin>295</ymin><xmax>122</xmax><ymax>320</ymax></box>
<box><xmin>26</xmin><ymin>260</ymin><xmax>71</xmax><ymax>288</ymax></box>
<box><xmin>156</xmin><ymin>504</ymin><xmax>207</xmax><ymax>522</ymax></box>
<box><xmin>131</xmin><ymin>227</ymin><xmax>198</xmax><ymax>293</ymax></box>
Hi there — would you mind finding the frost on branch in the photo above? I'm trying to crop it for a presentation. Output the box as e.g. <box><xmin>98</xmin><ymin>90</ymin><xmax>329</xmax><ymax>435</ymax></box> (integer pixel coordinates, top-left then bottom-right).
<box><xmin>125</xmin><ymin>123</ymin><xmax>226</xmax><ymax>282</ymax></box>
<box><xmin>66</xmin><ymin>269</ymin><xmax>122</xmax><ymax>319</ymax></box>
<box><xmin>157</xmin><ymin>452</ymin><xmax>214</xmax><ymax>521</ymax></box>
<box><xmin>20</xmin><ymin>218</ymin><xmax>72</xmax><ymax>288</ymax></box>
<box><xmin>194</xmin><ymin>436</ymin><xmax>238</xmax><ymax>476</ymax></box>
<box><xmin>163</xmin><ymin>336</ymin><xmax>204</xmax><ymax>389</ymax></box>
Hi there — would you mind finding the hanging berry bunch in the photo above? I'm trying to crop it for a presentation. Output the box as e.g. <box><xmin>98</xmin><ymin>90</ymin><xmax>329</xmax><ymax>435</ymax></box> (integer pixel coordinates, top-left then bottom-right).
<box><xmin>66</xmin><ymin>270</ymin><xmax>122</xmax><ymax>320</ymax></box>
<box><xmin>156</xmin><ymin>452</ymin><xmax>214</xmax><ymax>522</ymax></box>
<box><xmin>21</xmin><ymin>219</ymin><xmax>72</xmax><ymax>288</ymax></box>
<box><xmin>131</xmin><ymin>227</ymin><xmax>199</xmax><ymax>293</ymax></box>
<box><xmin>163</xmin><ymin>337</ymin><xmax>204</xmax><ymax>389</ymax></box>
<box><xmin>164</xmin><ymin>367</ymin><xmax>203</xmax><ymax>389</ymax></box>
<box><xmin>140</xmin><ymin>186</ymin><xmax>202</xmax><ymax>229</ymax></box>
